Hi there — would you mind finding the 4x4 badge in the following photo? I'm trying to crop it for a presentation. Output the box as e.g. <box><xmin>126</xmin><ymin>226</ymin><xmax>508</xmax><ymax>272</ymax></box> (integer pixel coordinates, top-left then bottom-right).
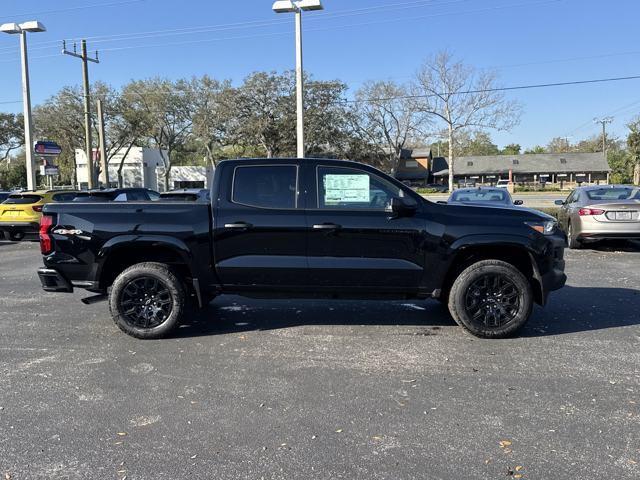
<box><xmin>53</xmin><ymin>229</ymin><xmax>84</xmax><ymax>236</ymax></box>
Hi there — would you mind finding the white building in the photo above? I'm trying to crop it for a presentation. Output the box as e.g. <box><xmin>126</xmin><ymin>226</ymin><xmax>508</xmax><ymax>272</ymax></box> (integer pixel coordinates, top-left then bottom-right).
<box><xmin>75</xmin><ymin>147</ymin><xmax>214</xmax><ymax>191</ymax></box>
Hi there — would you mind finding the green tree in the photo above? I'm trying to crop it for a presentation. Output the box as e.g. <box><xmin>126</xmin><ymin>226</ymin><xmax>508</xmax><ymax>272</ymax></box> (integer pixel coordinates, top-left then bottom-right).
<box><xmin>0</xmin><ymin>113</ymin><xmax>24</xmax><ymax>165</ymax></box>
<box><xmin>501</xmin><ymin>143</ymin><xmax>521</xmax><ymax>155</ymax></box>
<box><xmin>627</xmin><ymin>119</ymin><xmax>640</xmax><ymax>185</ymax></box>
<box><xmin>121</xmin><ymin>78</ymin><xmax>194</xmax><ymax>189</ymax></box>
<box><xmin>233</xmin><ymin>71</ymin><xmax>296</xmax><ymax>158</ymax></box>
<box><xmin>524</xmin><ymin>145</ymin><xmax>546</xmax><ymax>154</ymax></box>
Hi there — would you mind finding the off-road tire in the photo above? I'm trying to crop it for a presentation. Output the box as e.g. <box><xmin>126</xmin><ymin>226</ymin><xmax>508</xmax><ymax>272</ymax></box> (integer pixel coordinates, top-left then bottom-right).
<box><xmin>109</xmin><ymin>262</ymin><xmax>185</xmax><ymax>339</ymax></box>
<box><xmin>448</xmin><ymin>260</ymin><xmax>533</xmax><ymax>338</ymax></box>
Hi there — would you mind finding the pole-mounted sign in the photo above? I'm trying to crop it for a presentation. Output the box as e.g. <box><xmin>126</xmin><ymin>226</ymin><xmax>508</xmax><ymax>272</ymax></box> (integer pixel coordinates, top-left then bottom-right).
<box><xmin>34</xmin><ymin>140</ymin><xmax>62</xmax><ymax>156</ymax></box>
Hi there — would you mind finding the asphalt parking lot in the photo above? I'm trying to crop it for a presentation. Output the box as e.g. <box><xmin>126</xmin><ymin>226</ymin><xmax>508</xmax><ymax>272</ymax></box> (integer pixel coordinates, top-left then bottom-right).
<box><xmin>1</xmin><ymin>240</ymin><xmax>639</xmax><ymax>479</ymax></box>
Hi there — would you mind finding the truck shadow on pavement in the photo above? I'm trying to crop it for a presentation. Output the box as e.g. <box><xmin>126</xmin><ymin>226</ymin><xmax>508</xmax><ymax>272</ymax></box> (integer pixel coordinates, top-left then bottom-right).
<box><xmin>173</xmin><ymin>285</ymin><xmax>640</xmax><ymax>339</ymax></box>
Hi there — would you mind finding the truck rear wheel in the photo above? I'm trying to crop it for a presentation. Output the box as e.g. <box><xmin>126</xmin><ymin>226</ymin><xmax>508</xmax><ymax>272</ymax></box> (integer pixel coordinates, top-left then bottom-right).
<box><xmin>447</xmin><ymin>260</ymin><xmax>533</xmax><ymax>338</ymax></box>
<box><xmin>109</xmin><ymin>262</ymin><xmax>186</xmax><ymax>339</ymax></box>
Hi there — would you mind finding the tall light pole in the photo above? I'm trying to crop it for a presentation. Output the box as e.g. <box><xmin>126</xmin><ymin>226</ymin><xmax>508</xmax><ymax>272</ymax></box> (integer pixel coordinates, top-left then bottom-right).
<box><xmin>0</xmin><ymin>21</ymin><xmax>46</xmax><ymax>191</ymax></box>
<box><xmin>272</xmin><ymin>0</ymin><xmax>323</xmax><ymax>159</ymax></box>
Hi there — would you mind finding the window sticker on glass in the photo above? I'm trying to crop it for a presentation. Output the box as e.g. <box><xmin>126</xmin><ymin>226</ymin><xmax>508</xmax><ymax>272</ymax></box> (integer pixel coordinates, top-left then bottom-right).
<box><xmin>324</xmin><ymin>174</ymin><xmax>370</xmax><ymax>204</ymax></box>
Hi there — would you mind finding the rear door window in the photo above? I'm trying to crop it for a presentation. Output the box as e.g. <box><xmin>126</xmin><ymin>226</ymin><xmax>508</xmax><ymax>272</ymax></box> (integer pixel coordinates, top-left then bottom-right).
<box><xmin>4</xmin><ymin>195</ymin><xmax>42</xmax><ymax>205</ymax></box>
<box><xmin>232</xmin><ymin>165</ymin><xmax>297</xmax><ymax>209</ymax></box>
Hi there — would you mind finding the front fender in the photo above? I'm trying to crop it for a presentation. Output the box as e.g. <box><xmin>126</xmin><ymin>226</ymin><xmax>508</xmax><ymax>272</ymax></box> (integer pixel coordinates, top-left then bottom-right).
<box><xmin>443</xmin><ymin>233</ymin><xmax>547</xmax><ymax>305</ymax></box>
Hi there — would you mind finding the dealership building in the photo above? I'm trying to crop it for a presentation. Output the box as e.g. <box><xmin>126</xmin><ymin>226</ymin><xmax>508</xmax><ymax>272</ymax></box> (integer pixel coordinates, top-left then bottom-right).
<box><xmin>395</xmin><ymin>150</ymin><xmax>611</xmax><ymax>187</ymax></box>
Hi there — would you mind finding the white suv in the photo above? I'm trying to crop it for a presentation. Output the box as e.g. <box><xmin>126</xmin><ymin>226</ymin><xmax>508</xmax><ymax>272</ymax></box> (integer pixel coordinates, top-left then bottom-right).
<box><xmin>496</xmin><ymin>179</ymin><xmax>510</xmax><ymax>189</ymax></box>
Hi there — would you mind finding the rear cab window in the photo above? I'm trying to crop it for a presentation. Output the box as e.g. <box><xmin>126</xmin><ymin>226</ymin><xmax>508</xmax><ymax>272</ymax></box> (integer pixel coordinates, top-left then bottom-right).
<box><xmin>232</xmin><ymin>165</ymin><xmax>298</xmax><ymax>209</ymax></box>
<box><xmin>4</xmin><ymin>195</ymin><xmax>42</xmax><ymax>205</ymax></box>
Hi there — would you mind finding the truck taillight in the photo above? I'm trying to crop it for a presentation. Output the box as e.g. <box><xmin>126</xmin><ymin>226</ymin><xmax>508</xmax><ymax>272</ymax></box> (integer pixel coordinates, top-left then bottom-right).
<box><xmin>578</xmin><ymin>208</ymin><xmax>605</xmax><ymax>216</ymax></box>
<box><xmin>32</xmin><ymin>205</ymin><xmax>43</xmax><ymax>213</ymax></box>
<box><xmin>39</xmin><ymin>215</ymin><xmax>54</xmax><ymax>255</ymax></box>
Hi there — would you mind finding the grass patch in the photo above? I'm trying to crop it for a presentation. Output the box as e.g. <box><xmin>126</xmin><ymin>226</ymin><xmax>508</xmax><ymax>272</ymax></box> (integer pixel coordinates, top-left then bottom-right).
<box><xmin>529</xmin><ymin>206</ymin><xmax>560</xmax><ymax>218</ymax></box>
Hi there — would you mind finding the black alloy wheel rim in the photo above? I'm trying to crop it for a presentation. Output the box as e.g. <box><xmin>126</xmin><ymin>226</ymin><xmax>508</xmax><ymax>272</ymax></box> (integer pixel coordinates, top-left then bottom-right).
<box><xmin>119</xmin><ymin>276</ymin><xmax>173</xmax><ymax>329</ymax></box>
<box><xmin>464</xmin><ymin>273</ymin><xmax>521</xmax><ymax>328</ymax></box>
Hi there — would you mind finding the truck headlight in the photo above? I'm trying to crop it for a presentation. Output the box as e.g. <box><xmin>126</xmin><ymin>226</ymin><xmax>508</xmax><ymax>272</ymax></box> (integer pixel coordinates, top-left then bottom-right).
<box><xmin>525</xmin><ymin>220</ymin><xmax>557</xmax><ymax>235</ymax></box>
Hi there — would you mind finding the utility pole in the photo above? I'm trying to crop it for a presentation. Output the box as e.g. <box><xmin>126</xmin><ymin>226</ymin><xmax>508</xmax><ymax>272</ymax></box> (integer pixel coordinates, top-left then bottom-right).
<box><xmin>62</xmin><ymin>40</ymin><xmax>99</xmax><ymax>189</ymax></box>
<box><xmin>96</xmin><ymin>99</ymin><xmax>109</xmax><ymax>187</ymax></box>
<box><xmin>594</xmin><ymin>116</ymin><xmax>613</xmax><ymax>160</ymax></box>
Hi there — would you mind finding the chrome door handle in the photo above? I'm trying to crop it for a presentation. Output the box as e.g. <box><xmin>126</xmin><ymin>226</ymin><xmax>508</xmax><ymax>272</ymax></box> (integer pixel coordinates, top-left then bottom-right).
<box><xmin>312</xmin><ymin>223</ymin><xmax>341</xmax><ymax>230</ymax></box>
<box><xmin>224</xmin><ymin>222</ymin><xmax>253</xmax><ymax>229</ymax></box>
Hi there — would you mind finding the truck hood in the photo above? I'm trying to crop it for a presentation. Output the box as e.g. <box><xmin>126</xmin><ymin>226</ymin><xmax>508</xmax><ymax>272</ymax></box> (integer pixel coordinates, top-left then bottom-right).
<box><xmin>437</xmin><ymin>201</ymin><xmax>555</xmax><ymax>221</ymax></box>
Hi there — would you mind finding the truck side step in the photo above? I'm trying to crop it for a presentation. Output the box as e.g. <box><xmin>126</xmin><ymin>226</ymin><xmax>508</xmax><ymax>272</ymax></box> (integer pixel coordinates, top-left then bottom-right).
<box><xmin>81</xmin><ymin>294</ymin><xmax>108</xmax><ymax>305</ymax></box>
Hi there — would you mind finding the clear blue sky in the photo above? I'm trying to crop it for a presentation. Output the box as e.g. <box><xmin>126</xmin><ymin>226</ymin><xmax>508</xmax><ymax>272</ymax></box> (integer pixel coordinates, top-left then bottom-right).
<box><xmin>1</xmin><ymin>0</ymin><xmax>639</xmax><ymax>149</ymax></box>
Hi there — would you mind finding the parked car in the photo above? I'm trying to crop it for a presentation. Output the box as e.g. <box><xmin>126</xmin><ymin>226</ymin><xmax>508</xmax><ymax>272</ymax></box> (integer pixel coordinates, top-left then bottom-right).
<box><xmin>72</xmin><ymin>188</ymin><xmax>160</xmax><ymax>202</ymax></box>
<box><xmin>0</xmin><ymin>192</ymin><xmax>9</xmax><ymax>239</ymax></box>
<box><xmin>159</xmin><ymin>188</ymin><xmax>210</xmax><ymax>202</ymax></box>
<box><xmin>447</xmin><ymin>187</ymin><xmax>523</xmax><ymax>208</ymax></box>
<box><xmin>37</xmin><ymin>158</ymin><xmax>566</xmax><ymax>340</ymax></box>
<box><xmin>0</xmin><ymin>190</ymin><xmax>78</xmax><ymax>241</ymax></box>
<box><xmin>495</xmin><ymin>179</ymin><xmax>511</xmax><ymax>189</ymax></box>
<box><xmin>555</xmin><ymin>185</ymin><xmax>640</xmax><ymax>248</ymax></box>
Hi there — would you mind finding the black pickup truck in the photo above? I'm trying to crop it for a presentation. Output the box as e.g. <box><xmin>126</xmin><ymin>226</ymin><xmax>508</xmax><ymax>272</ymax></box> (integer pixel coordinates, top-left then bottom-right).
<box><xmin>37</xmin><ymin>158</ymin><xmax>566</xmax><ymax>339</ymax></box>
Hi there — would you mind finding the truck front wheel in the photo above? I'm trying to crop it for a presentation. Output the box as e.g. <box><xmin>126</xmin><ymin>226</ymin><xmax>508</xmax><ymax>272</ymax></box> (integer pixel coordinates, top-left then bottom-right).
<box><xmin>109</xmin><ymin>262</ymin><xmax>186</xmax><ymax>339</ymax></box>
<box><xmin>447</xmin><ymin>260</ymin><xmax>533</xmax><ymax>338</ymax></box>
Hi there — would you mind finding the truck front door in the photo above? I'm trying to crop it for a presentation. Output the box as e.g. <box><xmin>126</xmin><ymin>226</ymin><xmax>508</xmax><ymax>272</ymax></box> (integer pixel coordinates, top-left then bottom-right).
<box><xmin>305</xmin><ymin>164</ymin><xmax>427</xmax><ymax>291</ymax></box>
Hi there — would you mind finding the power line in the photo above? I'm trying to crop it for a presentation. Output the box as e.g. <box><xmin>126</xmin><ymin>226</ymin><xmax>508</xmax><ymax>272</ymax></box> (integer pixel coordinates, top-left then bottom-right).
<box><xmin>1</xmin><ymin>0</ymin><xmax>147</xmax><ymax>20</ymax></box>
<box><xmin>0</xmin><ymin>0</ymin><xmax>557</xmax><ymax>57</ymax></box>
<box><xmin>53</xmin><ymin>0</ymin><xmax>565</xmax><ymax>55</ymax></box>
<box><xmin>344</xmin><ymin>74</ymin><xmax>640</xmax><ymax>104</ymax></box>
<box><xmin>0</xmin><ymin>0</ymin><xmax>468</xmax><ymax>54</ymax></box>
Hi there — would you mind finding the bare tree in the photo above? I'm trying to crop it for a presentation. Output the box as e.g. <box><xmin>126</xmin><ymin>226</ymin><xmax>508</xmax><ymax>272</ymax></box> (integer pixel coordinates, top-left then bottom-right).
<box><xmin>414</xmin><ymin>51</ymin><xmax>521</xmax><ymax>191</ymax></box>
<box><xmin>352</xmin><ymin>80</ymin><xmax>427</xmax><ymax>172</ymax></box>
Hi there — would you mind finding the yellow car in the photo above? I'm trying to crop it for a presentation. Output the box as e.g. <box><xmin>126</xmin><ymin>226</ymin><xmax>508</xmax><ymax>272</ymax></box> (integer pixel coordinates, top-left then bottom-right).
<box><xmin>0</xmin><ymin>190</ymin><xmax>78</xmax><ymax>241</ymax></box>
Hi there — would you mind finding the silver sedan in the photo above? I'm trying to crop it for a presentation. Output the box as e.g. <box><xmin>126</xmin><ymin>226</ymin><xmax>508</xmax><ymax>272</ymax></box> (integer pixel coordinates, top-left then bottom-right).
<box><xmin>555</xmin><ymin>185</ymin><xmax>640</xmax><ymax>248</ymax></box>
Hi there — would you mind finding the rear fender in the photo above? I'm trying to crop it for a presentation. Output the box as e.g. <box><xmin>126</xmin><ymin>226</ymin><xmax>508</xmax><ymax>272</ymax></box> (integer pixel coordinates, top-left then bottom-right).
<box><xmin>96</xmin><ymin>235</ymin><xmax>194</xmax><ymax>284</ymax></box>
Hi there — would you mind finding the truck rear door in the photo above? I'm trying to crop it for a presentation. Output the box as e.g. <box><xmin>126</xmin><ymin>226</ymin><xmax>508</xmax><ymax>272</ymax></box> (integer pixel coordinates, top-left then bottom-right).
<box><xmin>213</xmin><ymin>162</ymin><xmax>308</xmax><ymax>288</ymax></box>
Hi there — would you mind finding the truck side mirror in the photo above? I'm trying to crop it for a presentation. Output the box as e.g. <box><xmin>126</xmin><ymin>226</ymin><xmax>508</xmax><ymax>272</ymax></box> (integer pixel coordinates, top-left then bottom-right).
<box><xmin>554</xmin><ymin>200</ymin><xmax>565</xmax><ymax>206</ymax></box>
<box><xmin>391</xmin><ymin>196</ymin><xmax>417</xmax><ymax>217</ymax></box>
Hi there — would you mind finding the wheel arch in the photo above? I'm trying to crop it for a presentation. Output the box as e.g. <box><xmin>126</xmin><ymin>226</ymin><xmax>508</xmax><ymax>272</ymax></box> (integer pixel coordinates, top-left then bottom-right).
<box><xmin>97</xmin><ymin>235</ymin><xmax>194</xmax><ymax>291</ymax></box>
<box><xmin>442</xmin><ymin>237</ymin><xmax>544</xmax><ymax>305</ymax></box>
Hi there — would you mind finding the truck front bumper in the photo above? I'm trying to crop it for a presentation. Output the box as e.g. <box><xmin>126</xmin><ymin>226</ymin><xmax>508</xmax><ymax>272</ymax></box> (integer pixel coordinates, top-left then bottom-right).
<box><xmin>37</xmin><ymin>268</ymin><xmax>74</xmax><ymax>293</ymax></box>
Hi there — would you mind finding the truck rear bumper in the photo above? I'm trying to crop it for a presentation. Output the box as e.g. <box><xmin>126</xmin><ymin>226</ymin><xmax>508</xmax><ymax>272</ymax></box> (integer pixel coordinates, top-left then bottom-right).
<box><xmin>37</xmin><ymin>268</ymin><xmax>74</xmax><ymax>293</ymax></box>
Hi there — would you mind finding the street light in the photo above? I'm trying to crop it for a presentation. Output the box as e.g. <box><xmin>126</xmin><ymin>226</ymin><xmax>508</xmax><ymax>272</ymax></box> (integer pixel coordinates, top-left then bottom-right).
<box><xmin>272</xmin><ymin>0</ymin><xmax>323</xmax><ymax>159</ymax></box>
<box><xmin>0</xmin><ymin>20</ymin><xmax>46</xmax><ymax>191</ymax></box>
